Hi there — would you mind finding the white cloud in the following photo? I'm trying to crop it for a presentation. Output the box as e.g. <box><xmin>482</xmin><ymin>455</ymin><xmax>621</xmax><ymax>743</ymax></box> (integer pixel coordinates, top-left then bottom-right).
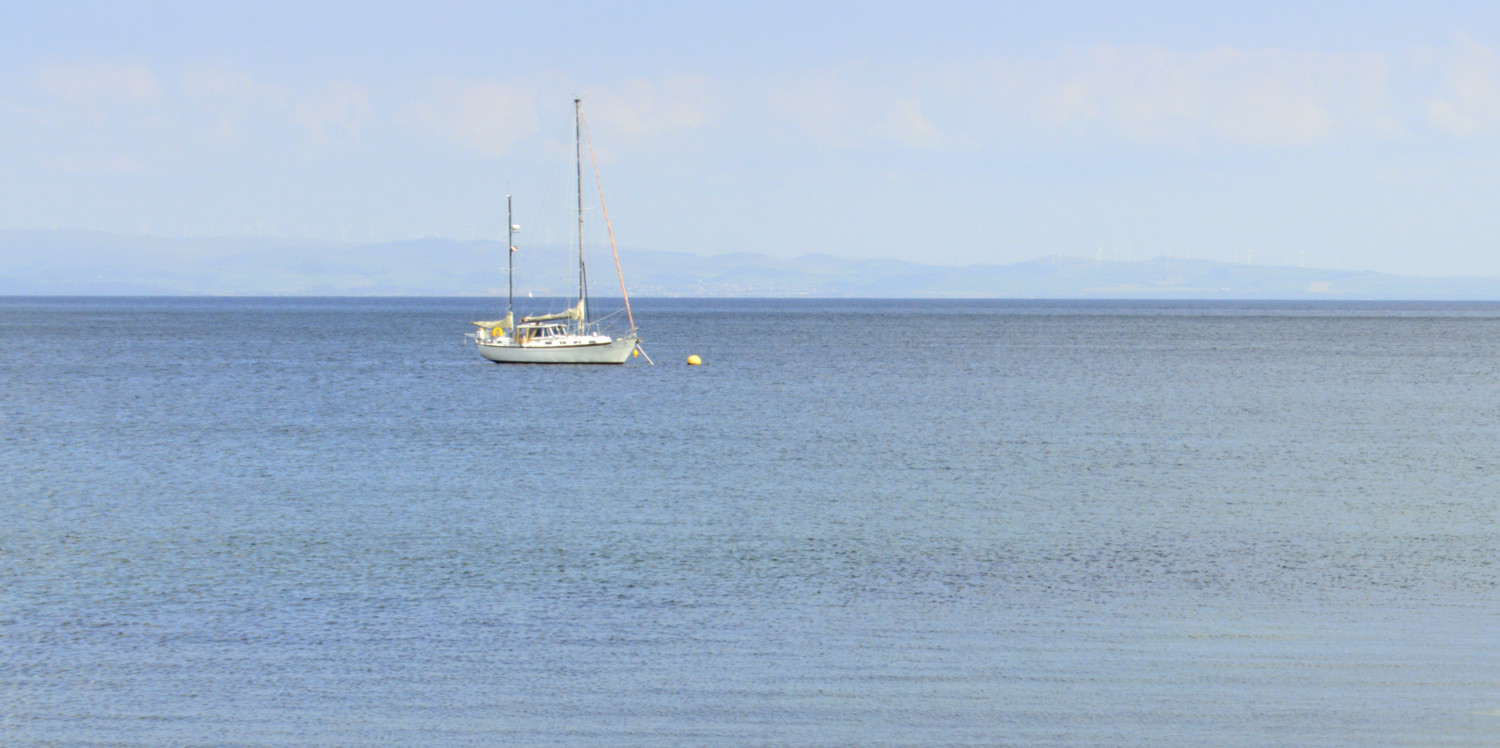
<box><xmin>772</xmin><ymin>45</ymin><xmax>1401</xmax><ymax>150</ymax></box>
<box><xmin>872</xmin><ymin>97</ymin><xmax>944</xmax><ymax>148</ymax></box>
<box><xmin>398</xmin><ymin>79</ymin><xmax>537</xmax><ymax>157</ymax></box>
<box><xmin>770</xmin><ymin>69</ymin><xmax>953</xmax><ymax>148</ymax></box>
<box><xmin>180</xmin><ymin>65</ymin><xmax>287</xmax><ymax>140</ymax></box>
<box><xmin>33</xmin><ymin>62</ymin><xmax>161</xmax><ymax>108</ymax></box>
<box><xmin>1422</xmin><ymin>34</ymin><xmax>1500</xmax><ymax>136</ymax></box>
<box><xmin>14</xmin><ymin>62</ymin><xmax>166</xmax><ymax>173</ymax></box>
<box><xmin>580</xmin><ymin>74</ymin><xmax>713</xmax><ymax>138</ymax></box>
<box><xmin>37</xmin><ymin>153</ymin><xmax>144</xmax><ymax>173</ymax></box>
<box><xmin>297</xmin><ymin>83</ymin><xmax>371</xmax><ymax>144</ymax></box>
<box><xmin>181</xmin><ymin>65</ymin><xmax>268</xmax><ymax>104</ymax></box>
<box><xmin>1018</xmin><ymin>45</ymin><xmax>1393</xmax><ymax>146</ymax></box>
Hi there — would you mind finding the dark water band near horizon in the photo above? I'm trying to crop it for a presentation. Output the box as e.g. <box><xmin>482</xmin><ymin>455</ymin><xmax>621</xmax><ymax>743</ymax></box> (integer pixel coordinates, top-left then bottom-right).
<box><xmin>2</xmin><ymin>297</ymin><xmax>1498</xmax><ymax>746</ymax></box>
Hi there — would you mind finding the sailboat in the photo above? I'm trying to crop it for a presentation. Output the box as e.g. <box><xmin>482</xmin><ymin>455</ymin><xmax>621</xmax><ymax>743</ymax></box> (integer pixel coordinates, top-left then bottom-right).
<box><xmin>468</xmin><ymin>99</ymin><xmax>640</xmax><ymax>365</ymax></box>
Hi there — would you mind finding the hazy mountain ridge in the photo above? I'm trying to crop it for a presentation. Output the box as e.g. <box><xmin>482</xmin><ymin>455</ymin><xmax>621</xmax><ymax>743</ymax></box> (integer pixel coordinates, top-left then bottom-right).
<box><xmin>3</xmin><ymin>230</ymin><xmax>1499</xmax><ymax>299</ymax></box>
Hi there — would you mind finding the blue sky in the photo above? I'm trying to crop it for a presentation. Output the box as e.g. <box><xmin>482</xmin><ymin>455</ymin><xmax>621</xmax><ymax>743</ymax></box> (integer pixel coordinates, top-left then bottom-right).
<box><xmin>6</xmin><ymin>1</ymin><xmax>1500</xmax><ymax>276</ymax></box>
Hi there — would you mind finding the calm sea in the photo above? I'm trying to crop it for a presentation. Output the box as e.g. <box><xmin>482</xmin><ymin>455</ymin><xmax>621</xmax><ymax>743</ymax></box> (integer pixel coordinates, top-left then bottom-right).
<box><xmin>3</xmin><ymin>297</ymin><xmax>1498</xmax><ymax>746</ymax></box>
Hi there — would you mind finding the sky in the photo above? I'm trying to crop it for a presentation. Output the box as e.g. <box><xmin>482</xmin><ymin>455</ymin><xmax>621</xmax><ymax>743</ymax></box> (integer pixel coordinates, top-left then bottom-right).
<box><xmin>6</xmin><ymin>1</ymin><xmax>1500</xmax><ymax>276</ymax></box>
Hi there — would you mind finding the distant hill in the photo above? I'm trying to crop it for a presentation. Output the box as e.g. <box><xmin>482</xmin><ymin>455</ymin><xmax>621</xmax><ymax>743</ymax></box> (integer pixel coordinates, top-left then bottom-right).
<box><xmin>5</xmin><ymin>229</ymin><xmax>1500</xmax><ymax>299</ymax></box>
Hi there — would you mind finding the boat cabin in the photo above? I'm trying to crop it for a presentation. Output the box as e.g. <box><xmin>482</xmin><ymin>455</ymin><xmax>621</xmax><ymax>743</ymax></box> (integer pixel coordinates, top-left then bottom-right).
<box><xmin>522</xmin><ymin>323</ymin><xmax>565</xmax><ymax>337</ymax></box>
<box><xmin>516</xmin><ymin>323</ymin><xmax>570</xmax><ymax>343</ymax></box>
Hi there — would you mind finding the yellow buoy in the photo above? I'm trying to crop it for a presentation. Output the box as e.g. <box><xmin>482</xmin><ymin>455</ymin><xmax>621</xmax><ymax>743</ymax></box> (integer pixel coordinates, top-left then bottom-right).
<box><xmin>491</xmin><ymin>326</ymin><xmax>505</xmax><ymax>338</ymax></box>
<box><xmin>687</xmin><ymin>354</ymin><xmax>702</xmax><ymax>366</ymax></box>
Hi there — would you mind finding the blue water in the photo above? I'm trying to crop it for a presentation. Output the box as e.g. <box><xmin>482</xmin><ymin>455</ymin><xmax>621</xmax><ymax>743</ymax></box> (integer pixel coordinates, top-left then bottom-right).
<box><xmin>3</xmin><ymin>297</ymin><xmax>1498</xmax><ymax>746</ymax></box>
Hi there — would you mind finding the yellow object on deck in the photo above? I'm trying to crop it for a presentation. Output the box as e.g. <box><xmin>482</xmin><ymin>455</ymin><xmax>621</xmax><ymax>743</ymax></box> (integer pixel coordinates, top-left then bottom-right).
<box><xmin>687</xmin><ymin>354</ymin><xmax>702</xmax><ymax>366</ymax></box>
<box><xmin>491</xmin><ymin>326</ymin><xmax>505</xmax><ymax>337</ymax></box>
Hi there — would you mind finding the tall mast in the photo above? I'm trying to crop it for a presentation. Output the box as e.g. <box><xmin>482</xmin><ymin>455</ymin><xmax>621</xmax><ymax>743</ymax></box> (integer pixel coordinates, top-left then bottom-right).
<box><xmin>506</xmin><ymin>194</ymin><xmax>514</xmax><ymax>323</ymax></box>
<box><xmin>579</xmin><ymin>107</ymin><xmax>636</xmax><ymax>335</ymax></box>
<box><xmin>574</xmin><ymin>98</ymin><xmax>589</xmax><ymax>322</ymax></box>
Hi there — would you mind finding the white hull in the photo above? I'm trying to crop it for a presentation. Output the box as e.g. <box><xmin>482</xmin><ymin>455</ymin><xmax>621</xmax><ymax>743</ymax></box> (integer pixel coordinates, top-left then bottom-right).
<box><xmin>477</xmin><ymin>334</ymin><xmax>637</xmax><ymax>365</ymax></box>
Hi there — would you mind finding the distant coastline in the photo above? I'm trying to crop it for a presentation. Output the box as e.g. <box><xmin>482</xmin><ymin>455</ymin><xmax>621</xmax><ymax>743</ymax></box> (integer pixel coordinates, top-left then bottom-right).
<box><xmin>6</xmin><ymin>229</ymin><xmax>1500</xmax><ymax>300</ymax></box>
